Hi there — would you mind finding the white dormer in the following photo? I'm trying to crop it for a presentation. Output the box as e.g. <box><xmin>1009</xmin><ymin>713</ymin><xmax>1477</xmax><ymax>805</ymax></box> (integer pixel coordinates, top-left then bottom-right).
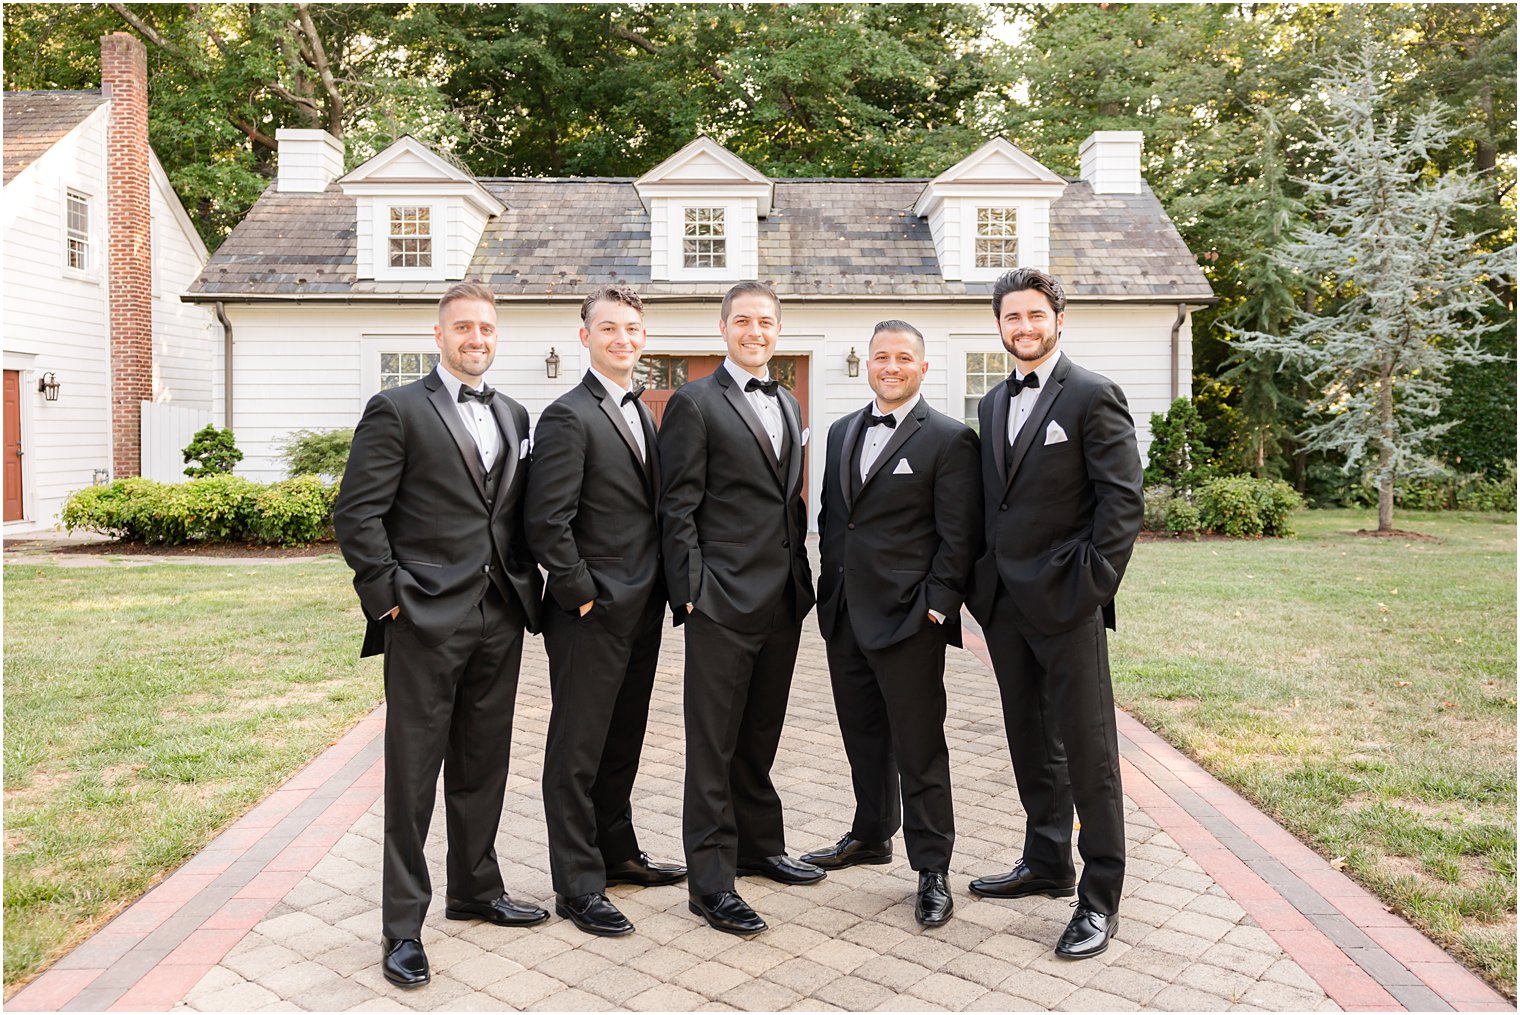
<box><xmin>338</xmin><ymin>136</ymin><xmax>505</xmax><ymax>282</ymax></box>
<box><xmin>913</xmin><ymin>137</ymin><xmax>1067</xmax><ymax>282</ymax></box>
<box><xmin>633</xmin><ymin>137</ymin><xmax>771</xmax><ymax>282</ymax></box>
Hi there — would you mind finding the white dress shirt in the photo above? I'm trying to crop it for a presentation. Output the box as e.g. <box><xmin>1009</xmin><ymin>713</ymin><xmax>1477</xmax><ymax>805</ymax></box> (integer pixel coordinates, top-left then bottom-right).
<box><xmin>1007</xmin><ymin>348</ymin><xmax>1063</xmax><ymax>446</ymax></box>
<box><xmin>434</xmin><ymin>365</ymin><xmax>501</xmax><ymax>471</ymax></box>
<box><xmin>724</xmin><ymin>358</ymin><xmax>784</xmax><ymax>458</ymax></box>
<box><xmin>858</xmin><ymin>392</ymin><xmax>920</xmax><ymax>482</ymax></box>
<box><xmin>589</xmin><ymin>367</ymin><xmax>646</xmax><ymax>462</ymax></box>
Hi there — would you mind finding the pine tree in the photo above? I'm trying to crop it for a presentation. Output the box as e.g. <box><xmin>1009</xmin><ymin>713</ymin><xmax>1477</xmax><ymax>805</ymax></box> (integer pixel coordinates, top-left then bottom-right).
<box><xmin>1236</xmin><ymin>42</ymin><xmax>1514</xmax><ymax>532</ymax></box>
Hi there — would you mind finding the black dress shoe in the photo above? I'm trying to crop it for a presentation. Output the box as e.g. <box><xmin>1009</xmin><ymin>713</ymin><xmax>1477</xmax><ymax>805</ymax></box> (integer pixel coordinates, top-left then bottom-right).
<box><xmin>381</xmin><ymin>937</ymin><xmax>429</xmax><ymax>987</ymax></box>
<box><xmin>968</xmin><ymin>859</ymin><xmax>1076</xmax><ymax>900</ymax></box>
<box><xmin>800</xmin><ymin>833</ymin><xmax>893</xmax><ymax>870</ymax></box>
<box><xmin>605</xmin><ymin>852</ymin><xmax>688</xmax><ymax>887</ymax></box>
<box><xmin>915</xmin><ymin>870</ymin><xmax>954</xmax><ymax>927</ymax></box>
<box><xmin>688</xmin><ymin>891</ymin><xmax>767</xmax><ymax>936</ymax></box>
<box><xmin>444</xmin><ymin>894</ymin><xmax>549</xmax><ymax>926</ymax></box>
<box><xmin>735</xmin><ymin>853</ymin><xmax>826</xmax><ymax>885</ymax></box>
<box><xmin>555</xmin><ymin>892</ymin><xmax>634</xmax><ymax>936</ymax></box>
<box><xmin>1055</xmin><ymin>905</ymin><xmax>1118</xmax><ymax>959</ymax></box>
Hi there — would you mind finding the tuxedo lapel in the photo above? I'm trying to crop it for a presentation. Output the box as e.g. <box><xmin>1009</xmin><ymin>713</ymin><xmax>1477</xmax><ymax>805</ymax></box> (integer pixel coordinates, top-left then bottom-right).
<box><xmin>1004</xmin><ymin>357</ymin><xmax>1070</xmax><ymax>493</ymax></box>
<box><xmin>991</xmin><ymin>384</ymin><xmax>1011</xmax><ymax>484</ymax></box>
<box><xmin>426</xmin><ymin>376</ymin><xmax>488</xmax><ymax>502</ymax></box>
<box><xmin>587</xmin><ymin>371</ymin><xmax>645</xmax><ymax>469</ymax></box>
<box><xmin>489</xmin><ymin>393</ymin><xmax>522</xmax><ymax>514</ymax></box>
<box><xmin>637</xmin><ymin>402</ymin><xmax>659</xmax><ymax>502</ymax></box>
<box><xmin>858</xmin><ymin>403</ymin><xmax>923</xmax><ymax>500</ymax></box>
<box><xmin>717</xmin><ymin>368</ymin><xmax>783</xmax><ymax>484</ymax></box>
<box><xmin>838</xmin><ymin>410</ymin><xmax>866</xmax><ymax>512</ymax></box>
<box><xmin>780</xmin><ymin>390</ymin><xmax>804</xmax><ymax>499</ymax></box>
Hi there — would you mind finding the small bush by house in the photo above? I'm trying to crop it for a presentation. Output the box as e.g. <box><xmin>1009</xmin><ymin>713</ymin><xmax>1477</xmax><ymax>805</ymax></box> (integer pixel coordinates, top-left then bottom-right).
<box><xmin>62</xmin><ymin>474</ymin><xmax>337</xmax><ymax>547</ymax></box>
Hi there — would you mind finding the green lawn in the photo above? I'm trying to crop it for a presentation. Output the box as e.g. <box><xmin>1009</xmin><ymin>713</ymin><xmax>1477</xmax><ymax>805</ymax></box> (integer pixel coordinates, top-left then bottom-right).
<box><xmin>2</xmin><ymin>557</ymin><xmax>380</xmax><ymax>992</ymax></box>
<box><xmin>1112</xmin><ymin>509</ymin><xmax>1517</xmax><ymax>997</ymax></box>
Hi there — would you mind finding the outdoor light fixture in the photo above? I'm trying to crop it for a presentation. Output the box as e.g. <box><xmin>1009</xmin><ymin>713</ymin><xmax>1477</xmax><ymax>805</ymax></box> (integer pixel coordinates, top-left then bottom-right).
<box><xmin>846</xmin><ymin>347</ymin><xmax>860</xmax><ymax>378</ymax></box>
<box><xmin>545</xmin><ymin>348</ymin><xmax>561</xmax><ymax>379</ymax></box>
<box><xmin>37</xmin><ymin>372</ymin><xmax>60</xmax><ymax>402</ymax></box>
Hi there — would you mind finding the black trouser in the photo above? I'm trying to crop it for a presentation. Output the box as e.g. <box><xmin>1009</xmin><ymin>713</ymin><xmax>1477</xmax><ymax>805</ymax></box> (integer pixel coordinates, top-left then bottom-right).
<box><xmin>541</xmin><ymin>595</ymin><xmax>664</xmax><ymax>897</ymax></box>
<box><xmin>682</xmin><ymin>592</ymin><xmax>802</xmax><ymax>896</ymax></box>
<box><xmin>825</xmin><ymin>600</ymin><xmax>955</xmax><ymax>872</ymax></box>
<box><xmin>381</xmin><ymin>586</ymin><xmax>525</xmax><ymax>939</ymax></box>
<box><xmin>984</xmin><ymin>588</ymin><xmax>1125</xmax><ymax>915</ymax></box>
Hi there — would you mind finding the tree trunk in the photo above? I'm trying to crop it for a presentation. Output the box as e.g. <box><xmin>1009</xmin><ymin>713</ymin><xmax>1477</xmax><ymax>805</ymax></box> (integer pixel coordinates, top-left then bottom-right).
<box><xmin>1377</xmin><ymin>366</ymin><xmax>1395</xmax><ymax>532</ymax></box>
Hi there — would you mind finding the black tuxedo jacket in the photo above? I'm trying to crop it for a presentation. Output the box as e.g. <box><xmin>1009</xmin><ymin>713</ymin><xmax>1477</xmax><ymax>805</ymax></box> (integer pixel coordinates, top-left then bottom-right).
<box><xmin>967</xmin><ymin>353</ymin><xmax>1144</xmax><ymax>635</ymax></box>
<box><xmin>817</xmin><ymin>399</ymin><xmax>981</xmax><ymax>651</ymax></box>
<box><xmin>334</xmin><ymin>371</ymin><xmax>543</xmax><ymax>657</ymax></box>
<box><xmin>658</xmin><ymin>366</ymin><xmax>815</xmax><ymax>633</ymax></box>
<box><xmin>525</xmin><ymin>372</ymin><xmax>672</xmax><ymax>637</ymax></box>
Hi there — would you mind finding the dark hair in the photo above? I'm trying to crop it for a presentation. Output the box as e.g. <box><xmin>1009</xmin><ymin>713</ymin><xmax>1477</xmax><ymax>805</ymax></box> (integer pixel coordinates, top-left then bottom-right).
<box><xmin>991</xmin><ymin>268</ymin><xmax>1066</xmax><ymax>318</ymax></box>
<box><xmin>720</xmin><ymin>280</ymin><xmax>780</xmax><ymax>323</ymax></box>
<box><xmin>438</xmin><ymin>281</ymin><xmax>496</xmax><ymax>319</ymax></box>
<box><xmin>580</xmin><ymin>284</ymin><xmax>645</xmax><ymax>323</ymax></box>
<box><xmin>870</xmin><ymin>319</ymin><xmax>925</xmax><ymax>356</ymax></box>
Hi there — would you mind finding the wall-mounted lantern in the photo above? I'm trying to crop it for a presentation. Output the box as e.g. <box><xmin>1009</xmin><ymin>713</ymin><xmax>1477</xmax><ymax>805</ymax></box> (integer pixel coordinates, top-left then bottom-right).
<box><xmin>845</xmin><ymin>347</ymin><xmax>860</xmax><ymax>378</ymax></box>
<box><xmin>545</xmin><ymin>348</ymin><xmax>561</xmax><ymax>379</ymax></box>
<box><xmin>37</xmin><ymin>372</ymin><xmax>60</xmax><ymax>402</ymax></box>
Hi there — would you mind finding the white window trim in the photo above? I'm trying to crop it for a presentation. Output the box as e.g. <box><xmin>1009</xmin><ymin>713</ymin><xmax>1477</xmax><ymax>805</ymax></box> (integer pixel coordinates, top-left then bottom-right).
<box><xmin>360</xmin><ymin>335</ymin><xmax>440</xmax><ymax>410</ymax></box>
<box><xmin>668</xmin><ymin>201</ymin><xmax>741</xmax><ymax>281</ymax></box>
<box><xmin>373</xmin><ymin>202</ymin><xmax>441</xmax><ymax>281</ymax></box>
<box><xmin>962</xmin><ymin>201</ymin><xmax>1022</xmax><ymax>282</ymax></box>
<box><xmin>61</xmin><ymin>183</ymin><xmax>99</xmax><ymax>282</ymax></box>
<box><xmin>948</xmin><ymin>334</ymin><xmax>1018</xmax><ymax>431</ymax></box>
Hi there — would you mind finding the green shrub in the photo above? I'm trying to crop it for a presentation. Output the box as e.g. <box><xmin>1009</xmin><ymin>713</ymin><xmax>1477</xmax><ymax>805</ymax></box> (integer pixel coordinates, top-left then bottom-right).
<box><xmin>1142</xmin><ymin>485</ymin><xmax>1174</xmax><ymax>531</ymax></box>
<box><xmin>1165</xmin><ymin>499</ymin><xmax>1203</xmax><ymax>536</ymax></box>
<box><xmin>62</xmin><ymin>474</ymin><xmax>335</xmax><ymax>546</ymax></box>
<box><xmin>281</xmin><ymin>428</ymin><xmax>354</xmax><ymax>482</ymax></box>
<box><xmin>252</xmin><ymin>475</ymin><xmax>338</xmax><ymax>546</ymax></box>
<box><xmin>1146</xmin><ymin>397</ymin><xmax>1214</xmax><ymax>496</ymax></box>
<box><xmin>60</xmin><ymin>477</ymin><xmax>160</xmax><ymax>541</ymax></box>
<box><xmin>182</xmin><ymin>425</ymin><xmax>244</xmax><ymax>477</ymax></box>
<box><xmin>176</xmin><ymin>474</ymin><xmax>261</xmax><ymax>541</ymax></box>
<box><xmin>1253</xmin><ymin>478</ymin><xmax>1303</xmax><ymax>536</ymax></box>
<box><xmin>1390</xmin><ymin>462</ymin><xmax>1518</xmax><ymax>513</ymax></box>
<box><xmin>1195</xmin><ymin>476</ymin><xmax>1303</xmax><ymax>537</ymax></box>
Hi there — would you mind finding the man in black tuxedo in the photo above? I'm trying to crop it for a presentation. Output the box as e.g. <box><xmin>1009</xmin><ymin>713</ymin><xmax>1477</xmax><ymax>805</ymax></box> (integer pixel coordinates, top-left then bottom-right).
<box><xmin>526</xmin><ymin>285</ymin><xmax>686</xmax><ymax>937</ymax></box>
<box><xmin>802</xmin><ymin>320</ymin><xmax>981</xmax><ymax>927</ymax></box>
<box><xmin>966</xmin><ymin>268</ymin><xmax>1144</xmax><ymax>959</ymax></box>
<box><xmin>658</xmin><ymin>280</ymin><xmax>820</xmax><ymax>937</ymax></box>
<box><xmin>334</xmin><ymin>282</ymin><xmax>548</xmax><ymax>988</ymax></box>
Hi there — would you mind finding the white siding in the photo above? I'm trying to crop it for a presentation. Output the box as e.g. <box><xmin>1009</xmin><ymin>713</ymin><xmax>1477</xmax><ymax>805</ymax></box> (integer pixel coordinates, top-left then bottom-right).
<box><xmin>150</xmin><ymin>161</ymin><xmax>215</xmax><ymax>412</ymax></box>
<box><xmin>1</xmin><ymin>107</ymin><xmax>112</xmax><ymax>528</ymax></box>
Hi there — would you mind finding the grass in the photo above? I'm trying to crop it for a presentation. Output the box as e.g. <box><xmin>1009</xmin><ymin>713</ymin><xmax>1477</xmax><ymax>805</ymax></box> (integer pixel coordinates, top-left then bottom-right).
<box><xmin>2</xmin><ymin>557</ymin><xmax>381</xmax><ymax>993</ymax></box>
<box><xmin>1111</xmin><ymin>509</ymin><xmax>1517</xmax><ymax>997</ymax></box>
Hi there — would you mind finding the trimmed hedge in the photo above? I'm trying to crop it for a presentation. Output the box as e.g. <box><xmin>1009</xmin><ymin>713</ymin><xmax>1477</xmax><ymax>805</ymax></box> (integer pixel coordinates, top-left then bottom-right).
<box><xmin>1143</xmin><ymin>476</ymin><xmax>1302</xmax><ymax>538</ymax></box>
<box><xmin>62</xmin><ymin>475</ymin><xmax>338</xmax><ymax>547</ymax></box>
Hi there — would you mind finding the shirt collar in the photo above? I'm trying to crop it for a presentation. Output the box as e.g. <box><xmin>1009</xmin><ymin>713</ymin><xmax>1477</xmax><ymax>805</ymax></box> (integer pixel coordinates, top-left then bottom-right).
<box><xmin>869</xmin><ymin>391</ymin><xmax>921</xmax><ymax>422</ymax></box>
<box><xmin>588</xmin><ymin>366</ymin><xmax>634</xmax><ymax>403</ymax></box>
<box><xmin>1013</xmin><ymin>348</ymin><xmax>1062</xmax><ymax>389</ymax></box>
<box><xmin>435</xmin><ymin>364</ymin><xmax>467</xmax><ymax>400</ymax></box>
<box><xmin>723</xmin><ymin>357</ymin><xmax>770</xmax><ymax>390</ymax></box>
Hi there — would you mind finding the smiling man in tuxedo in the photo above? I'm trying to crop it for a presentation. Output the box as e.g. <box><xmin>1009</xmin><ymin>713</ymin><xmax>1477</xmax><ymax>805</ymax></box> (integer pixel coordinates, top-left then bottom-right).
<box><xmin>526</xmin><ymin>285</ymin><xmax>686</xmax><ymax>937</ymax></box>
<box><xmin>803</xmin><ymin>320</ymin><xmax>981</xmax><ymax>927</ymax></box>
<box><xmin>658</xmin><ymin>280</ymin><xmax>820</xmax><ymax>937</ymax></box>
<box><xmin>967</xmin><ymin>268</ymin><xmax>1144</xmax><ymax>959</ymax></box>
<box><xmin>334</xmin><ymin>282</ymin><xmax>547</xmax><ymax>988</ymax></box>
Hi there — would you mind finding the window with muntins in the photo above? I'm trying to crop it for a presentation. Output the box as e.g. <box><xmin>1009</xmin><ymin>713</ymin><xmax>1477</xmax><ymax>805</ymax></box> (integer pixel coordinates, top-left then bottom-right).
<box><xmin>975</xmin><ymin>207</ymin><xmax>1017</xmax><ymax>269</ymax></box>
<box><xmin>380</xmin><ymin>351</ymin><xmax>440</xmax><ymax>389</ymax></box>
<box><xmin>388</xmin><ymin>206</ymin><xmax>432</xmax><ymax>268</ymax></box>
<box><xmin>66</xmin><ymin>190</ymin><xmax>90</xmax><ymax>270</ymax></box>
<box><xmin>964</xmin><ymin>351</ymin><xmax>1016</xmax><ymax>429</ymax></box>
<box><xmin>683</xmin><ymin>207</ymin><xmax>726</xmax><ymax>269</ymax></box>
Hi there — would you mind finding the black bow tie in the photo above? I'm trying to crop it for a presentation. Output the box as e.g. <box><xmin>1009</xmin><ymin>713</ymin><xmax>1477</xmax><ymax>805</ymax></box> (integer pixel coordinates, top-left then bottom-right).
<box><xmin>621</xmin><ymin>385</ymin><xmax>646</xmax><ymax>406</ymax></box>
<box><xmin>745</xmin><ymin>377</ymin><xmax>780</xmax><ymax>396</ymax></box>
<box><xmin>866</xmin><ymin>411</ymin><xmax>897</xmax><ymax>429</ymax></box>
<box><xmin>1006</xmin><ymin>372</ymin><xmax>1041</xmax><ymax>397</ymax></box>
<box><xmin>458</xmin><ymin>384</ymin><xmax>495</xmax><ymax>405</ymax></box>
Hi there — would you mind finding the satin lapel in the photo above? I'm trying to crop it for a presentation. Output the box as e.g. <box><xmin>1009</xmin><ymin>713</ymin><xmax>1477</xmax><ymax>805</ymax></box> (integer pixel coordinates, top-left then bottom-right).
<box><xmin>427</xmin><ymin>379</ymin><xmax>488</xmax><ymax>502</ymax></box>
<box><xmin>637</xmin><ymin>402</ymin><xmax>659</xmax><ymax>503</ymax></box>
<box><xmin>1004</xmin><ymin>359</ymin><xmax>1069</xmax><ymax>492</ymax></box>
<box><xmin>838</xmin><ymin>410</ymin><xmax>865</xmax><ymax>512</ymax></box>
<box><xmin>860</xmin><ymin>405</ymin><xmax>922</xmax><ymax>495</ymax></box>
<box><xmin>489</xmin><ymin>394</ymin><xmax>522</xmax><ymax>514</ymax></box>
<box><xmin>591</xmin><ymin>375</ymin><xmax>645</xmax><ymax>470</ymax></box>
<box><xmin>990</xmin><ymin>385</ymin><xmax>1011</xmax><ymax>484</ymax></box>
<box><xmin>780</xmin><ymin>390</ymin><xmax>804</xmax><ymax>499</ymax></box>
<box><xmin>718</xmin><ymin>370</ymin><xmax>783</xmax><ymax>483</ymax></box>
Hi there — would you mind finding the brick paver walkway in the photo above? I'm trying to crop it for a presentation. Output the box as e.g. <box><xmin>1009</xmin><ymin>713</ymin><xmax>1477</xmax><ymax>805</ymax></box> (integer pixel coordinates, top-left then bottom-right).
<box><xmin>9</xmin><ymin>591</ymin><xmax>1510</xmax><ymax>1012</ymax></box>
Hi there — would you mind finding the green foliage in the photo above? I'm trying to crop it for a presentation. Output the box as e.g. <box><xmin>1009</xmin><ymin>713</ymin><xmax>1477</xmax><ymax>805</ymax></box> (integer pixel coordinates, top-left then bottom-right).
<box><xmin>280</xmin><ymin>428</ymin><xmax>354</xmax><ymax>482</ymax></box>
<box><xmin>1145</xmin><ymin>398</ymin><xmax>1214</xmax><ymax>494</ymax></box>
<box><xmin>181</xmin><ymin>425</ymin><xmax>243</xmax><ymax>478</ymax></box>
<box><xmin>61</xmin><ymin>475</ymin><xmax>334</xmax><ymax>546</ymax></box>
<box><xmin>1194</xmin><ymin>476</ymin><xmax>1303</xmax><ymax>537</ymax></box>
<box><xmin>1384</xmin><ymin>462</ymin><xmax>1519</xmax><ymax>513</ymax></box>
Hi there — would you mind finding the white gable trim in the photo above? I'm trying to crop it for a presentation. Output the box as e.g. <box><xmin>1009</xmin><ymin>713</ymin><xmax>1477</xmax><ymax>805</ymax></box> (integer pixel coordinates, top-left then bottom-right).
<box><xmin>634</xmin><ymin>136</ymin><xmax>772</xmax><ymax>217</ymax></box>
<box><xmin>912</xmin><ymin>137</ymin><xmax>1066</xmax><ymax>218</ymax></box>
<box><xmin>149</xmin><ymin>149</ymin><xmax>208</xmax><ymax>261</ymax></box>
<box><xmin>340</xmin><ymin>136</ymin><xmax>504</xmax><ymax>218</ymax></box>
<box><xmin>1</xmin><ymin>102</ymin><xmax>109</xmax><ymax>193</ymax></box>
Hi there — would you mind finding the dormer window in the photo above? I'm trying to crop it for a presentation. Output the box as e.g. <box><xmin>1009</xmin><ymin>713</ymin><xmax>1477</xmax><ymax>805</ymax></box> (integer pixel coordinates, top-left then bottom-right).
<box><xmin>683</xmin><ymin>207</ymin><xmax>727</xmax><ymax>269</ymax></box>
<box><xmin>975</xmin><ymin>207</ymin><xmax>1017</xmax><ymax>269</ymax></box>
<box><xmin>388</xmin><ymin>206</ymin><xmax>432</xmax><ymax>269</ymax></box>
<box><xmin>66</xmin><ymin>189</ymin><xmax>91</xmax><ymax>271</ymax></box>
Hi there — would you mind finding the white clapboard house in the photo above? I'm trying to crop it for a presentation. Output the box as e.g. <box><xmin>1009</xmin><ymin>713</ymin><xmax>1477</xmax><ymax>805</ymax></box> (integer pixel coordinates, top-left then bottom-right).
<box><xmin>184</xmin><ymin>128</ymin><xmax>1214</xmax><ymax>524</ymax></box>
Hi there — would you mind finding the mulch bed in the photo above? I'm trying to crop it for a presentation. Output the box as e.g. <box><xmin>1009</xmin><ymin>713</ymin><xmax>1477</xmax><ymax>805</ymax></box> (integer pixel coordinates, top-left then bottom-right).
<box><xmin>1355</xmin><ymin>528</ymin><xmax>1439</xmax><ymax>541</ymax></box>
<box><xmin>39</xmin><ymin>540</ymin><xmax>341</xmax><ymax>558</ymax></box>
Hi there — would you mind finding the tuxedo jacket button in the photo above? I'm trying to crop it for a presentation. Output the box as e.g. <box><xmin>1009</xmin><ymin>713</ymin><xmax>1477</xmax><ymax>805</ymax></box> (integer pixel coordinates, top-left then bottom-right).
<box><xmin>1000</xmin><ymin>503</ymin><xmax>1008</xmax><ymax>511</ymax></box>
<box><xmin>847</xmin><ymin>523</ymin><xmax>856</xmax><ymax>530</ymax></box>
<box><xmin>782</xmin><ymin>540</ymin><xmax>790</xmax><ymax>548</ymax></box>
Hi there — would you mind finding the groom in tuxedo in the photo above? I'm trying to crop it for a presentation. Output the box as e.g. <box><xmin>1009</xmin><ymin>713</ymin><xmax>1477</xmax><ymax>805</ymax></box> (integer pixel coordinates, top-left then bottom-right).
<box><xmin>803</xmin><ymin>320</ymin><xmax>981</xmax><ymax>927</ymax></box>
<box><xmin>334</xmin><ymin>282</ymin><xmax>547</xmax><ymax>989</ymax></box>
<box><xmin>526</xmin><ymin>285</ymin><xmax>686</xmax><ymax>938</ymax></box>
<box><xmin>967</xmin><ymin>268</ymin><xmax>1144</xmax><ymax>960</ymax></box>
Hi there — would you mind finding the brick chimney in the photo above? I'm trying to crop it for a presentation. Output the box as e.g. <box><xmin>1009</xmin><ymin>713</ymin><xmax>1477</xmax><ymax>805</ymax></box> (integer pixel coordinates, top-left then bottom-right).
<box><xmin>102</xmin><ymin>31</ymin><xmax>152</xmax><ymax>478</ymax></box>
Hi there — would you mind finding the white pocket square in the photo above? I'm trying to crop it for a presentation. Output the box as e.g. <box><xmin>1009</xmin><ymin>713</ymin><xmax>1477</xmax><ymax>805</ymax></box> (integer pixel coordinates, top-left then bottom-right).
<box><xmin>1044</xmin><ymin>422</ymin><xmax>1068</xmax><ymax>446</ymax></box>
<box><xmin>801</xmin><ymin>427</ymin><xmax>811</xmax><ymax>447</ymax></box>
<box><xmin>519</xmin><ymin>437</ymin><xmax>531</xmax><ymax>460</ymax></box>
<box><xmin>892</xmin><ymin>458</ymin><xmax>914</xmax><ymax>475</ymax></box>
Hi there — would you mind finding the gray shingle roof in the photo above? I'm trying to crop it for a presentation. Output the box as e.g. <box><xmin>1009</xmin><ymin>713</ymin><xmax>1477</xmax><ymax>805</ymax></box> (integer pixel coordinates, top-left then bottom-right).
<box><xmin>3</xmin><ymin>90</ymin><xmax>107</xmax><ymax>185</ymax></box>
<box><xmin>189</xmin><ymin>176</ymin><xmax>1214</xmax><ymax>301</ymax></box>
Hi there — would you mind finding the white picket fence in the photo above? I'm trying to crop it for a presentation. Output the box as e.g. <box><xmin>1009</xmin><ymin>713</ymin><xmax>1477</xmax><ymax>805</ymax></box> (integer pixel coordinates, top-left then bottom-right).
<box><xmin>140</xmin><ymin>401</ymin><xmax>213</xmax><ymax>482</ymax></box>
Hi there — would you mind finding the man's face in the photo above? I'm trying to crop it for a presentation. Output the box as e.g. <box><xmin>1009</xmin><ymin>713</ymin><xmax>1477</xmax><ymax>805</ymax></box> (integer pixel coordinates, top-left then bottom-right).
<box><xmin>435</xmin><ymin>297</ymin><xmax>498</xmax><ymax>382</ymax></box>
<box><xmin>579</xmin><ymin>298</ymin><xmax>646</xmax><ymax>380</ymax></box>
<box><xmin>997</xmin><ymin>288</ymin><xmax>1063</xmax><ymax>368</ymax></box>
<box><xmin>866</xmin><ymin>330</ymin><xmax>928</xmax><ymax>412</ymax></box>
<box><xmin>720</xmin><ymin>293</ymin><xmax>781</xmax><ymax>373</ymax></box>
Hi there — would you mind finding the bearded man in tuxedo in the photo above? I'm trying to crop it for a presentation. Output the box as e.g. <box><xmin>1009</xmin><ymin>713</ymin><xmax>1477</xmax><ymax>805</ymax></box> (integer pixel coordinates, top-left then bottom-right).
<box><xmin>334</xmin><ymin>282</ymin><xmax>547</xmax><ymax>989</ymax></box>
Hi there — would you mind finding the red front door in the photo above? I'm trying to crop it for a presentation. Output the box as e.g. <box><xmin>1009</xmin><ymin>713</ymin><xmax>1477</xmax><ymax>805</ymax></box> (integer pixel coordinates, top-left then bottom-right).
<box><xmin>4</xmin><ymin>370</ymin><xmax>23</xmax><ymax>521</ymax></box>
